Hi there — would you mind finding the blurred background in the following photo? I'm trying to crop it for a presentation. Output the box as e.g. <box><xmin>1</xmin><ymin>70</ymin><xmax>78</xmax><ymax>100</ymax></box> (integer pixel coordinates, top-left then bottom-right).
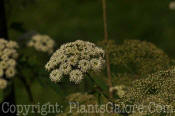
<box><xmin>6</xmin><ymin>0</ymin><xmax>175</xmax><ymax>58</ymax></box>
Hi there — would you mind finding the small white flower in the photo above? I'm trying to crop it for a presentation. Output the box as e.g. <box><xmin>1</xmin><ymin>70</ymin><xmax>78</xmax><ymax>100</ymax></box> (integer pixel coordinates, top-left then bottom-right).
<box><xmin>45</xmin><ymin>61</ymin><xmax>53</xmax><ymax>71</ymax></box>
<box><xmin>78</xmin><ymin>60</ymin><xmax>90</xmax><ymax>72</ymax></box>
<box><xmin>7</xmin><ymin>59</ymin><xmax>16</xmax><ymax>67</ymax></box>
<box><xmin>0</xmin><ymin>61</ymin><xmax>8</xmax><ymax>69</ymax></box>
<box><xmin>58</xmin><ymin>54</ymin><xmax>67</xmax><ymax>63</ymax></box>
<box><xmin>0</xmin><ymin>39</ymin><xmax>7</xmax><ymax>44</ymax></box>
<box><xmin>67</xmin><ymin>56</ymin><xmax>78</xmax><ymax>66</ymax></box>
<box><xmin>90</xmin><ymin>58</ymin><xmax>103</xmax><ymax>72</ymax></box>
<box><xmin>5</xmin><ymin>67</ymin><xmax>16</xmax><ymax>78</ymax></box>
<box><xmin>50</xmin><ymin>69</ymin><xmax>63</xmax><ymax>82</ymax></box>
<box><xmin>1</xmin><ymin>55</ymin><xmax>9</xmax><ymax>60</ymax></box>
<box><xmin>80</xmin><ymin>51</ymin><xmax>91</xmax><ymax>60</ymax></box>
<box><xmin>64</xmin><ymin>47</ymin><xmax>73</xmax><ymax>55</ymax></box>
<box><xmin>6</xmin><ymin>41</ymin><xmax>19</xmax><ymax>48</ymax></box>
<box><xmin>60</xmin><ymin>63</ymin><xmax>72</xmax><ymax>75</ymax></box>
<box><xmin>49</xmin><ymin>58</ymin><xmax>61</xmax><ymax>68</ymax></box>
<box><xmin>0</xmin><ymin>78</ymin><xmax>7</xmax><ymax>89</ymax></box>
<box><xmin>95</xmin><ymin>47</ymin><xmax>105</xmax><ymax>57</ymax></box>
<box><xmin>69</xmin><ymin>70</ymin><xmax>83</xmax><ymax>84</ymax></box>
<box><xmin>0</xmin><ymin>44</ymin><xmax>5</xmax><ymax>50</ymax></box>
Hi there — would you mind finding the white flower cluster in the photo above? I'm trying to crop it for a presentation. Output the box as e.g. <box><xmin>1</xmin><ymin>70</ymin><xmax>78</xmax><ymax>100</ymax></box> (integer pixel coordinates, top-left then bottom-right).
<box><xmin>45</xmin><ymin>40</ymin><xmax>105</xmax><ymax>84</ymax></box>
<box><xmin>27</xmin><ymin>34</ymin><xmax>55</xmax><ymax>54</ymax></box>
<box><xmin>0</xmin><ymin>39</ymin><xmax>18</xmax><ymax>89</ymax></box>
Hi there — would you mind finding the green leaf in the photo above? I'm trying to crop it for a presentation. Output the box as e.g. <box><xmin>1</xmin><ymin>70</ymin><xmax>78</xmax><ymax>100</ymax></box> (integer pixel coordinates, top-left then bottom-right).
<box><xmin>92</xmin><ymin>73</ymin><xmax>108</xmax><ymax>92</ymax></box>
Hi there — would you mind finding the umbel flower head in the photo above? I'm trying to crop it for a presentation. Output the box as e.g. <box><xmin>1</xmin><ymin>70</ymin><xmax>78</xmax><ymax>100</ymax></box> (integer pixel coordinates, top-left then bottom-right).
<box><xmin>45</xmin><ymin>40</ymin><xmax>105</xmax><ymax>84</ymax></box>
<box><xmin>0</xmin><ymin>38</ymin><xmax>18</xmax><ymax>81</ymax></box>
<box><xmin>27</xmin><ymin>34</ymin><xmax>55</xmax><ymax>54</ymax></box>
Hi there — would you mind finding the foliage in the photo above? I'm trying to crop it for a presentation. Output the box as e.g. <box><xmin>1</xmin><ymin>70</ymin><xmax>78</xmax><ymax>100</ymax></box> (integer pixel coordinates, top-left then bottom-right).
<box><xmin>57</xmin><ymin>92</ymin><xmax>121</xmax><ymax>116</ymax></box>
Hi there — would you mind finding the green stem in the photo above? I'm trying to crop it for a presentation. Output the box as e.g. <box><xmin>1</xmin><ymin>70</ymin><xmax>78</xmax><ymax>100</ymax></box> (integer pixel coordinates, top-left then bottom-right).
<box><xmin>102</xmin><ymin>0</ymin><xmax>113</xmax><ymax>99</ymax></box>
<box><xmin>87</xmin><ymin>73</ymin><xmax>113</xmax><ymax>102</ymax></box>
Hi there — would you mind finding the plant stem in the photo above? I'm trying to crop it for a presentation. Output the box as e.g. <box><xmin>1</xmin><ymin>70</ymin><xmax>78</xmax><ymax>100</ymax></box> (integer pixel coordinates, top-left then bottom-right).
<box><xmin>18</xmin><ymin>75</ymin><xmax>34</xmax><ymax>103</ymax></box>
<box><xmin>87</xmin><ymin>73</ymin><xmax>112</xmax><ymax>101</ymax></box>
<box><xmin>102</xmin><ymin>0</ymin><xmax>113</xmax><ymax>98</ymax></box>
<box><xmin>18</xmin><ymin>75</ymin><xmax>38</xmax><ymax>115</ymax></box>
<box><xmin>102</xmin><ymin>0</ymin><xmax>108</xmax><ymax>41</ymax></box>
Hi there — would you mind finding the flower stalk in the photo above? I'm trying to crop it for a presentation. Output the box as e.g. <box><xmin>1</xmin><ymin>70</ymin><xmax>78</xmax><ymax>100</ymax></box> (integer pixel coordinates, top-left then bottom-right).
<box><xmin>102</xmin><ymin>0</ymin><xmax>113</xmax><ymax>98</ymax></box>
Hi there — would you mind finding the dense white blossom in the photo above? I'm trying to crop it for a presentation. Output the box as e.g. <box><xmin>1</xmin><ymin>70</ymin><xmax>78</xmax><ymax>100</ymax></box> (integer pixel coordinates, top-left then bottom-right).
<box><xmin>27</xmin><ymin>34</ymin><xmax>55</xmax><ymax>54</ymax></box>
<box><xmin>0</xmin><ymin>38</ymin><xmax>18</xmax><ymax>80</ymax></box>
<box><xmin>45</xmin><ymin>40</ymin><xmax>105</xmax><ymax>84</ymax></box>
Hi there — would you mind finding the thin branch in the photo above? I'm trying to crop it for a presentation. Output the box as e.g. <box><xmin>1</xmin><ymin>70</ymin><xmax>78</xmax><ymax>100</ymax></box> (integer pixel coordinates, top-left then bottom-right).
<box><xmin>102</xmin><ymin>0</ymin><xmax>108</xmax><ymax>41</ymax></box>
<box><xmin>18</xmin><ymin>75</ymin><xmax>34</xmax><ymax>102</ymax></box>
<box><xmin>102</xmin><ymin>0</ymin><xmax>113</xmax><ymax>98</ymax></box>
<box><xmin>18</xmin><ymin>74</ymin><xmax>38</xmax><ymax>115</ymax></box>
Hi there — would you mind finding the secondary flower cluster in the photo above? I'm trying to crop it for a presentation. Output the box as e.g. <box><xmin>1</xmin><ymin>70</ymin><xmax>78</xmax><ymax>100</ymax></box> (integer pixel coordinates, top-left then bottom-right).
<box><xmin>27</xmin><ymin>34</ymin><xmax>55</xmax><ymax>54</ymax></box>
<box><xmin>45</xmin><ymin>40</ymin><xmax>105</xmax><ymax>84</ymax></box>
<box><xmin>0</xmin><ymin>39</ymin><xmax>19</xmax><ymax>89</ymax></box>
